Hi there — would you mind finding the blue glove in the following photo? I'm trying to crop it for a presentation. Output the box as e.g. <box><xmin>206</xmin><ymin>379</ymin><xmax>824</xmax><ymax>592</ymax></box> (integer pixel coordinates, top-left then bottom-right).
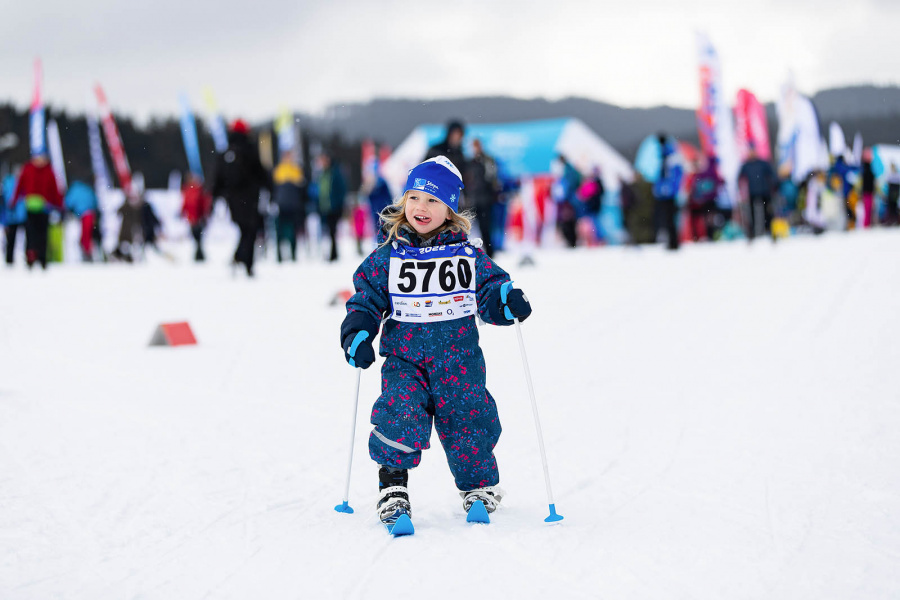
<box><xmin>493</xmin><ymin>281</ymin><xmax>532</xmax><ymax>323</ymax></box>
<box><xmin>340</xmin><ymin>312</ymin><xmax>378</xmax><ymax>369</ymax></box>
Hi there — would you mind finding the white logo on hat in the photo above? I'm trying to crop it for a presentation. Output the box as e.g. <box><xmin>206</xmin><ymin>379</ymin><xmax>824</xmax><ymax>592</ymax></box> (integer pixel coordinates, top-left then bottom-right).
<box><xmin>424</xmin><ymin>155</ymin><xmax>463</xmax><ymax>181</ymax></box>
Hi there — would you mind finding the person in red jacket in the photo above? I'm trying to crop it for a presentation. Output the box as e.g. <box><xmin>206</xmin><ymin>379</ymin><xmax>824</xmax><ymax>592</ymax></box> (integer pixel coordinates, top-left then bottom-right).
<box><xmin>181</xmin><ymin>173</ymin><xmax>212</xmax><ymax>261</ymax></box>
<box><xmin>12</xmin><ymin>155</ymin><xmax>63</xmax><ymax>269</ymax></box>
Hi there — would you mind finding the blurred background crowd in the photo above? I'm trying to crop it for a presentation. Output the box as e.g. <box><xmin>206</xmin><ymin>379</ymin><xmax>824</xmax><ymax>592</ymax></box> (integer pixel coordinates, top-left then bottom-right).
<box><xmin>3</xmin><ymin>39</ymin><xmax>900</xmax><ymax>275</ymax></box>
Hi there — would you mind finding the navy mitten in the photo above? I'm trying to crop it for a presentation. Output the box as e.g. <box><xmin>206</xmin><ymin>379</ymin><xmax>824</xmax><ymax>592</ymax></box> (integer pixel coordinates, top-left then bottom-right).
<box><xmin>340</xmin><ymin>312</ymin><xmax>379</xmax><ymax>369</ymax></box>
<box><xmin>490</xmin><ymin>281</ymin><xmax>532</xmax><ymax>324</ymax></box>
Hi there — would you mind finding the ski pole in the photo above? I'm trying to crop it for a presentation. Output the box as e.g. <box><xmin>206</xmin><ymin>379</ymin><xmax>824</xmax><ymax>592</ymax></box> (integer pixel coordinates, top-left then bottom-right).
<box><xmin>513</xmin><ymin>316</ymin><xmax>564</xmax><ymax>523</ymax></box>
<box><xmin>334</xmin><ymin>367</ymin><xmax>362</xmax><ymax>514</ymax></box>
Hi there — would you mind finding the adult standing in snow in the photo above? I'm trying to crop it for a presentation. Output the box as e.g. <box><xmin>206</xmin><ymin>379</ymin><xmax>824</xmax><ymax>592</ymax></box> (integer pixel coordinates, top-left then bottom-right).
<box><xmin>738</xmin><ymin>146</ymin><xmax>777</xmax><ymax>240</ymax></box>
<box><xmin>425</xmin><ymin>120</ymin><xmax>468</xmax><ymax>210</ymax></box>
<box><xmin>211</xmin><ymin>119</ymin><xmax>271</xmax><ymax>277</ymax></box>
<box><xmin>3</xmin><ymin>165</ymin><xmax>25</xmax><ymax>265</ymax></box>
<box><xmin>113</xmin><ymin>196</ymin><xmax>140</xmax><ymax>262</ymax></box>
<box><xmin>555</xmin><ymin>154</ymin><xmax>582</xmax><ymax>248</ymax></box>
<box><xmin>425</xmin><ymin>120</ymin><xmax>467</xmax><ymax>177</ymax></box>
<box><xmin>464</xmin><ymin>138</ymin><xmax>501</xmax><ymax>257</ymax></box>
<box><xmin>181</xmin><ymin>173</ymin><xmax>212</xmax><ymax>261</ymax></box>
<box><xmin>803</xmin><ymin>170</ymin><xmax>827</xmax><ymax>234</ymax></box>
<box><xmin>653</xmin><ymin>135</ymin><xmax>682</xmax><ymax>251</ymax></box>
<box><xmin>11</xmin><ymin>154</ymin><xmax>63</xmax><ymax>269</ymax></box>
<box><xmin>315</xmin><ymin>152</ymin><xmax>347</xmax><ymax>262</ymax></box>
<box><xmin>884</xmin><ymin>164</ymin><xmax>900</xmax><ymax>226</ymax></box>
<box><xmin>364</xmin><ymin>171</ymin><xmax>393</xmax><ymax>234</ymax></box>
<box><xmin>578</xmin><ymin>167</ymin><xmax>605</xmax><ymax>244</ymax></box>
<box><xmin>272</xmin><ymin>151</ymin><xmax>307</xmax><ymax>262</ymax></box>
<box><xmin>618</xmin><ymin>175</ymin><xmax>637</xmax><ymax>244</ymax></box>
<box><xmin>140</xmin><ymin>196</ymin><xmax>164</xmax><ymax>257</ymax></box>
<box><xmin>827</xmin><ymin>155</ymin><xmax>855</xmax><ymax>230</ymax></box>
<box><xmin>859</xmin><ymin>151</ymin><xmax>876</xmax><ymax>228</ymax></box>
<box><xmin>112</xmin><ymin>173</ymin><xmax>146</xmax><ymax>263</ymax></box>
<box><xmin>64</xmin><ymin>180</ymin><xmax>99</xmax><ymax>262</ymax></box>
<box><xmin>686</xmin><ymin>155</ymin><xmax>724</xmax><ymax>242</ymax></box>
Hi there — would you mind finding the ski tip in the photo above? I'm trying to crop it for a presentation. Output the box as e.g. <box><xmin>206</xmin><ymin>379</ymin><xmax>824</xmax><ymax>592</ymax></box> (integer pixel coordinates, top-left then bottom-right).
<box><xmin>389</xmin><ymin>514</ymin><xmax>415</xmax><ymax>536</ymax></box>
<box><xmin>466</xmin><ymin>500</ymin><xmax>491</xmax><ymax>524</ymax></box>
<box><xmin>334</xmin><ymin>501</ymin><xmax>354</xmax><ymax>514</ymax></box>
<box><xmin>544</xmin><ymin>504</ymin><xmax>564</xmax><ymax>524</ymax></box>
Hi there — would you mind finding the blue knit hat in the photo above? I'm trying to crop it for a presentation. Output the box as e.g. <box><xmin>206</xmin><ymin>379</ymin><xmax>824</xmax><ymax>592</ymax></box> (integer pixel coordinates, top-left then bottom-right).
<box><xmin>403</xmin><ymin>156</ymin><xmax>465</xmax><ymax>213</ymax></box>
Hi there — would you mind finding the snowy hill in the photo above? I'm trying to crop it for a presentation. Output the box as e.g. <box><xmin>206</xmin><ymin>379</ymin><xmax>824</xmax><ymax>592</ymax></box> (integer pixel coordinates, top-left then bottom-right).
<box><xmin>1</xmin><ymin>230</ymin><xmax>899</xmax><ymax>599</ymax></box>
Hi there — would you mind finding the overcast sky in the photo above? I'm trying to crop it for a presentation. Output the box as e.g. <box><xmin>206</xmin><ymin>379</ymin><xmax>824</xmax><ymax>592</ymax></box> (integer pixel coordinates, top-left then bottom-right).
<box><xmin>2</xmin><ymin>0</ymin><xmax>898</xmax><ymax>123</ymax></box>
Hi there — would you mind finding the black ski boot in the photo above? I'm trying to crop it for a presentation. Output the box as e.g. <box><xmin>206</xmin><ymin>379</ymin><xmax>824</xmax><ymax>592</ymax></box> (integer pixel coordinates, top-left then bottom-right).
<box><xmin>377</xmin><ymin>466</ymin><xmax>411</xmax><ymax>526</ymax></box>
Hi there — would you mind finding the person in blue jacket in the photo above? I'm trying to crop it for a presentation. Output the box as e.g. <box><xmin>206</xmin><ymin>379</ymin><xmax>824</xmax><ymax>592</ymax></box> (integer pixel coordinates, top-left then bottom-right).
<box><xmin>64</xmin><ymin>180</ymin><xmax>99</xmax><ymax>261</ymax></box>
<box><xmin>653</xmin><ymin>134</ymin><xmax>684</xmax><ymax>250</ymax></box>
<box><xmin>365</xmin><ymin>173</ymin><xmax>393</xmax><ymax>233</ymax></box>
<box><xmin>339</xmin><ymin>156</ymin><xmax>533</xmax><ymax>527</ymax></box>
<box><xmin>3</xmin><ymin>167</ymin><xmax>26</xmax><ymax>265</ymax></box>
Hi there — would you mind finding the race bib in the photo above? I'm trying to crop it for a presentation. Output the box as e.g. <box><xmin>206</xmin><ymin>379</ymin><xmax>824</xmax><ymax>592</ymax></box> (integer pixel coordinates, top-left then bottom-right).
<box><xmin>389</xmin><ymin>242</ymin><xmax>477</xmax><ymax>323</ymax></box>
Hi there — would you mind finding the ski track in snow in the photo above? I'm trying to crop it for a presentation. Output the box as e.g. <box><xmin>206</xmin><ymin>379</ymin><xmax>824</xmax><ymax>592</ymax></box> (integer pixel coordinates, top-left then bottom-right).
<box><xmin>2</xmin><ymin>230</ymin><xmax>900</xmax><ymax>599</ymax></box>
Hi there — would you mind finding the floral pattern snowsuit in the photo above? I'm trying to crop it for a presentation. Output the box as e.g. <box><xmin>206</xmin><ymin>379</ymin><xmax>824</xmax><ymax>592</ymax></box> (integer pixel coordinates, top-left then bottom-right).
<box><xmin>345</xmin><ymin>227</ymin><xmax>513</xmax><ymax>491</ymax></box>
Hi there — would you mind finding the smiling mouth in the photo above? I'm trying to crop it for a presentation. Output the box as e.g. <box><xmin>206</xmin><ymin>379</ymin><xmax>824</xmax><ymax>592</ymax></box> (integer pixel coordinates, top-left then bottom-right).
<box><xmin>413</xmin><ymin>215</ymin><xmax>431</xmax><ymax>225</ymax></box>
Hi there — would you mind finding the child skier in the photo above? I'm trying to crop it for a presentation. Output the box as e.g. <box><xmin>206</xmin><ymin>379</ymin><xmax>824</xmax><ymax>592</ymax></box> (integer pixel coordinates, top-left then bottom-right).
<box><xmin>340</xmin><ymin>156</ymin><xmax>533</xmax><ymax>529</ymax></box>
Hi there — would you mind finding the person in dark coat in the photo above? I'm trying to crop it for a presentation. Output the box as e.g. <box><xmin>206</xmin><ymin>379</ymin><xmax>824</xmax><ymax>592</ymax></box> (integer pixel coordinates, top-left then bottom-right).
<box><xmin>140</xmin><ymin>199</ymin><xmax>163</xmax><ymax>255</ymax></box>
<box><xmin>425</xmin><ymin>120</ymin><xmax>467</xmax><ymax>210</ymax></box>
<box><xmin>211</xmin><ymin>119</ymin><xmax>271</xmax><ymax>276</ymax></box>
<box><xmin>272</xmin><ymin>151</ymin><xmax>307</xmax><ymax>262</ymax></box>
<box><xmin>859</xmin><ymin>151</ymin><xmax>876</xmax><ymax>228</ymax></box>
<box><xmin>315</xmin><ymin>153</ymin><xmax>347</xmax><ymax>262</ymax></box>
<box><xmin>464</xmin><ymin>138</ymin><xmax>501</xmax><ymax>257</ymax></box>
<box><xmin>884</xmin><ymin>163</ymin><xmax>900</xmax><ymax>226</ymax></box>
<box><xmin>738</xmin><ymin>146</ymin><xmax>778</xmax><ymax>240</ymax></box>
<box><xmin>112</xmin><ymin>192</ymin><xmax>141</xmax><ymax>263</ymax></box>
<box><xmin>555</xmin><ymin>154</ymin><xmax>582</xmax><ymax>248</ymax></box>
<box><xmin>618</xmin><ymin>175</ymin><xmax>637</xmax><ymax>244</ymax></box>
<box><xmin>686</xmin><ymin>155</ymin><xmax>724</xmax><ymax>241</ymax></box>
<box><xmin>425</xmin><ymin>120</ymin><xmax>467</xmax><ymax>176</ymax></box>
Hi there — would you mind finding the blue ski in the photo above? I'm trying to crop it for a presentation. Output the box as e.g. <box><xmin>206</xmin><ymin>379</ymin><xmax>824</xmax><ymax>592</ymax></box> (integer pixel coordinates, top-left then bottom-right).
<box><xmin>385</xmin><ymin>514</ymin><xmax>415</xmax><ymax>536</ymax></box>
<box><xmin>466</xmin><ymin>500</ymin><xmax>490</xmax><ymax>524</ymax></box>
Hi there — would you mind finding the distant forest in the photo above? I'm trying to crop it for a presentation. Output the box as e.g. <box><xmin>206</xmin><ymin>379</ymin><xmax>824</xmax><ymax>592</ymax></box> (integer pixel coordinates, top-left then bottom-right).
<box><xmin>0</xmin><ymin>105</ymin><xmax>364</xmax><ymax>191</ymax></box>
<box><xmin>2</xmin><ymin>85</ymin><xmax>899</xmax><ymax>191</ymax></box>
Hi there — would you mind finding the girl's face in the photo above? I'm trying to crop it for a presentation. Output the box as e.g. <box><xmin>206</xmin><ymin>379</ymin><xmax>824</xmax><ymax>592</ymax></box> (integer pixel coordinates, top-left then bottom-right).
<box><xmin>405</xmin><ymin>191</ymin><xmax>450</xmax><ymax>236</ymax></box>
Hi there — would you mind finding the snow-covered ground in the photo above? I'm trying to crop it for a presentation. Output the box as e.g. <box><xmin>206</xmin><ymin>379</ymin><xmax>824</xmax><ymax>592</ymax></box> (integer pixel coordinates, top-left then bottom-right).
<box><xmin>1</xmin><ymin>230</ymin><xmax>899</xmax><ymax>599</ymax></box>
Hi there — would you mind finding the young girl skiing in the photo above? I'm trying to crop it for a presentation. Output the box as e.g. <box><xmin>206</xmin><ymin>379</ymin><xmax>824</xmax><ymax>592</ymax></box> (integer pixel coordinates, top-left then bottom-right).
<box><xmin>340</xmin><ymin>156</ymin><xmax>533</xmax><ymax>530</ymax></box>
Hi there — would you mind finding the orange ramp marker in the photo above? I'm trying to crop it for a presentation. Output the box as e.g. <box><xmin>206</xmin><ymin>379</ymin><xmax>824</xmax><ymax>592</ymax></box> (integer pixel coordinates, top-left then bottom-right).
<box><xmin>149</xmin><ymin>322</ymin><xmax>198</xmax><ymax>347</ymax></box>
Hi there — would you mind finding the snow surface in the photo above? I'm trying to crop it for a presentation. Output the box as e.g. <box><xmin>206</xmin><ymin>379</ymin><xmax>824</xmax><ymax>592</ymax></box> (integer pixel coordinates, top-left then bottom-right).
<box><xmin>2</xmin><ymin>230</ymin><xmax>899</xmax><ymax>599</ymax></box>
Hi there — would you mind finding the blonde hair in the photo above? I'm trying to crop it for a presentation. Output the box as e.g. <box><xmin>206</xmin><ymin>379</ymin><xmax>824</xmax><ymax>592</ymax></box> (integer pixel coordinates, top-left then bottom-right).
<box><xmin>379</xmin><ymin>191</ymin><xmax>472</xmax><ymax>246</ymax></box>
